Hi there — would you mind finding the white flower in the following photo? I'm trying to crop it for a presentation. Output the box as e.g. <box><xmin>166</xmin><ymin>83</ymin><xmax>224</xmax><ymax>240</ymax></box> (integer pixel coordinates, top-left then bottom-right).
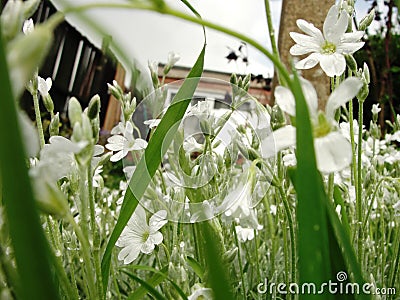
<box><xmin>116</xmin><ymin>205</ymin><xmax>167</xmax><ymax>264</ymax></box>
<box><xmin>37</xmin><ymin>76</ymin><xmax>52</xmax><ymax>97</ymax></box>
<box><xmin>217</xmin><ymin>170</ymin><xmax>262</xmax><ymax>230</ymax></box>
<box><xmin>188</xmin><ymin>284</ymin><xmax>213</xmax><ymax>300</ymax></box>
<box><xmin>273</xmin><ymin>76</ymin><xmax>363</xmax><ymax>173</ymax></box>
<box><xmin>22</xmin><ymin>18</ymin><xmax>34</xmax><ymax>35</ymax></box>
<box><xmin>105</xmin><ymin>121</ymin><xmax>147</xmax><ymax>162</ymax></box>
<box><xmin>167</xmin><ymin>52</ymin><xmax>180</xmax><ymax>66</ymax></box>
<box><xmin>289</xmin><ymin>4</ymin><xmax>364</xmax><ymax>77</ymax></box>
<box><xmin>144</xmin><ymin>118</ymin><xmax>161</xmax><ymax>129</ymax></box>
<box><xmin>183</xmin><ymin>136</ymin><xmax>204</xmax><ymax>154</ymax></box>
<box><xmin>371</xmin><ymin>104</ymin><xmax>381</xmax><ymax>115</ymax></box>
<box><xmin>235</xmin><ymin>226</ymin><xmax>255</xmax><ymax>242</ymax></box>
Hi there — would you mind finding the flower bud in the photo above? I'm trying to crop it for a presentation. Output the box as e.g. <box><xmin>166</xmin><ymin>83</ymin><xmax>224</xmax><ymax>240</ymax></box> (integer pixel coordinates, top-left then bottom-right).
<box><xmin>68</xmin><ymin>97</ymin><xmax>83</xmax><ymax>126</ymax></box>
<box><xmin>230</xmin><ymin>73</ymin><xmax>238</xmax><ymax>85</ymax></box>
<box><xmin>107</xmin><ymin>80</ymin><xmax>123</xmax><ymax>101</ymax></box>
<box><xmin>370</xmin><ymin>121</ymin><xmax>381</xmax><ymax>139</ymax></box>
<box><xmin>87</xmin><ymin>94</ymin><xmax>101</xmax><ymax>120</ymax></box>
<box><xmin>49</xmin><ymin>112</ymin><xmax>60</xmax><ymax>136</ymax></box>
<box><xmin>163</xmin><ymin>52</ymin><xmax>180</xmax><ymax>75</ymax></box>
<box><xmin>359</xmin><ymin>8</ymin><xmax>375</xmax><ymax>31</ymax></box>
<box><xmin>148</xmin><ymin>61</ymin><xmax>159</xmax><ymax>88</ymax></box>
<box><xmin>42</xmin><ymin>94</ymin><xmax>54</xmax><ymax>113</ymax></box>
<box><xmin>1</xmin><ymin>0</ymin><xmax>24</xmax><ymax>41</ymax></box>
<box><xmin>357</xmin><ymin>81</ymin><xmax>369</xmax><ymax>102</ymax></box>
<box><xmin>270</xmin><ymin>104</ymin><xmax>286</xmax><ymax>130</ymax></box>
<box><xmin>91</xmin><ymin>116</ymin><xmax>100</xmax><ymax>143</ymax></box>
<box><xmin>362</xmin><ymin>63</ymin><xmax>370</xmax><ymax>84</ymax></box>
<box><xmin>200</xmin><ymin>119</ymin><xmax>212</xmax><ymax>137</ymax></box>
<box><xmin>222</xmin><ymin>247</ymin><xmax>238</xmax><ymax>263</ymax></box>
<box><xmin>32</xmin><ymin>179</ymin><xmax>68</xmax><ymax>217</ymax></box>
<box><xmin>345</xmin><ymin>54</ymin><xmax>358</xmax><ymax>73</ymax></box>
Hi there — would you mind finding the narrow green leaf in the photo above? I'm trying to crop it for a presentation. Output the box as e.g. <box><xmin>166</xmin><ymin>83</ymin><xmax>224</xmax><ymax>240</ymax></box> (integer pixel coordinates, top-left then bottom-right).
<box><xmin>333</xmin><ymin>185</ymin><xmax>351</xmax><ymax>237</ymax></box>
<box><xmin>290</xmin><ymin>72</ymin><xmax>332</xmax><ymax>299</ymax></box>
<box><xmin>0</xmin><ymin>32</ymin><xmax>59</xmax><ymax>299</ymax></box>
<box><xmin>123</xmin><ymin>270</ymin><xmax>167</xmax><ymax>300</ymax></box>
<box><xmin>200</xmin><ymin>222</ymin><xmax>235</xmax><ymax>299</ymax></box>
<box><xmin>186</xmin><ymin>256</ymin><xmax>205</xmax><ymax>280</ymax></box>
<box><xmin>101</xmin><ymin>45</ymin><xmax>205</xmax><ymax>292</ymax></box>
<box><xmin>121</xmin><ymin>265</ymin><xmax>188</xmax><ymax>300</ymax></box>
<box><xmin>325</xmin><ymin>200</ymin><xmax>371</xmax><ymax>300</ymax></box>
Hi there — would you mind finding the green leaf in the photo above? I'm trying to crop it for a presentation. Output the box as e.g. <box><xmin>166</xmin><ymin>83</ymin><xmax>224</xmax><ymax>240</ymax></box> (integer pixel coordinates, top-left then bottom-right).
<box><xmin>0</xmin><ymin>30</ymin><xmax>59</xmax><ymax>299</ymax></box>
<box><xmin>121</xmin><ymin>265</ymin><xmax>188</xmax><ymax>300</ymax></box>
<box><xmin>290</xmin><ymin>72</ymin><xmax>332</xmax><ymax>299</ymax></box>
<box><xmin>325</xmin><ymin>200</ymin><xmax>371</xmax><ymax>300</ymax></box>
<box><xmin>124</xmin><ymin>270</ymin><xmax>167</xmax><ymax>300</ymax></box>
<box><xmin>333</xmin><ymin>185</ymin><xmax>351</xmax><ymax>237</ymax></box>
<box><xmin>101</xmin><ymin>45</ymin><xmax>205</xmax><ymax>293</ymax></box>
<box><xmin>200</xmin><ymin>222</ymin><xmax>235</xmax><ymax>299</ymax></box>
<box><xmin>186</xmin><ymin>256</ymin><xmax>205</xmax><ymax>281</ymax></box>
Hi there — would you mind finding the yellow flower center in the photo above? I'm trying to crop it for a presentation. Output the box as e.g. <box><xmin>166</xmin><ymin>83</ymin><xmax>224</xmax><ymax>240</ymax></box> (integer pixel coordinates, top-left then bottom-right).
<box><xmin>313</xmin><ymin>112</ymin><xmax>332</xmax><ymax>138</ymax></box>
<box><xmin>142</xmin><ymin>230</ymin><xmax>150</xmax><ymax>242</ymax></box>
<box><xmin>321</xmin><ymin>41</ymin><xmax>336</xmax><ymax>54</ymax></box>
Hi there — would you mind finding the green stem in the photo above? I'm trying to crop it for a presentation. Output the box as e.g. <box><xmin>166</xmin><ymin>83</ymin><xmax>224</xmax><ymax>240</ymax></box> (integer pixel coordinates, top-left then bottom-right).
<box><xmin>78</xmin><ymin>166</ymin><xmax>90</xmax><ymax>243</ymax></box>
<box><xmin>232</xmin><ymin>224</ymin><xmax>247</xmax><ymax>299</ymax></box>
<box><xmin>50</xmin><ymin>249</ymin><xmax>80</xmax><ymax>300</ymax></box>
<box><xmin>32</xmin><ymin>87</ymin><xmax>45</xmax><ymax>149</ymax></box>
<box><xmin>356</xmin><ymin>100</ymin><xmax>364</xmax><ymax>266</ymax></box>
<box><xmin>349</xmin><ymin>100</ymin><xmax>357</xmax><ymax>188</ymax></box>
<box><xmin>87</xmin><ymin>165</ymin><xmax>96</xmax><ymax>239</ymax></box>
<box><xmin>389</xmin><ymin>222</ymin><xmax>400</xmax><ymax>298</ymax></box>
<box><xmin>264</xmin><ymin>0</ymin><xmax>280</xmax><ymax>84</ymax></box>
<box><xmin>65</xmin><ymin>212</ymin><xmax>97</xmax><ymax>299</ymax></box>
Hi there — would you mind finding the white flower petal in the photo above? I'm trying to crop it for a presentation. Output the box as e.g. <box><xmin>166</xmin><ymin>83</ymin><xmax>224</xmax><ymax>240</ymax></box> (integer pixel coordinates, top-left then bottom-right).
<box><xmin>296</xmin><ymin>19</ymin><xmax>324</xmax><ymax>43</ymax></box>
<box><xmin>295</xmin><ymin>52</ymin><xmax>321</xmax><ymax>70</ymax></box>
<box><xmin>299</xmin><ymin>77</ymin><xmax>318</xmax><ymax>116</ymax></box>
<box><xmin>341</xmin><ymin>31</ymin><xmax>364</xmax><ymax>43</ymax></box>
<box><xmin>326</xmin><ymin>77</ymin><xmax>363</xmax><ymax>119</ymax></box>
<box><xmin>315</xmin><ymin>131</ymin><xmax>352</xmax><ymax>173</ymax></box>
<box><xmin>118</xmin><ymin>244</ymin><xmax>141</xmax><ymax>264</ymax></box>
<box><xmin>131</xmin><ymin>138</ymin><xmax>148</xmax><ymax>150</ymax></box>
<box><xmin>149</xmin><ymin>210</ymin><xmax>168</xmax><ymax>231</ymax></box>
<box><xmin>290</xmin><ymin>44</ymin><xmax>316</xmax><ymax>56</ymax></box>
<box><xmin>324</xmin><ymin>6</ymin><xmax>348</xmax><ymax>43</ymax></box>
<box><xmin>149</xmin><ymin>231</ymin><xmax>164</xmax><ymax>246</ymax></box>
<box><xmin>110</xmin><ymin>150</ymin><xmax>126</xmax><ymax>162</ymax></box>
<box><xmin>275</xmin><ymin>86</ymin><xmax>296</xmax><ymax>116</ymax></box>
<box><xmin>272</xmin><ymin>125</ymin><xmax>296</xmax><ymax>153</ymax></box>
<box><xmin>107</xmin><ymin>134</ymin><xmax>125</xmax><ymax>145</ymax></box>
<box><xmin>289</xmin><ymin>32</ymin><xmax>320</xmax><ymax>48</ymax></box>
<box><xmin>141</xmin><ymin>240</ymin><xmax>156</xmax><ymax>254</ymax></box>
<box><xmin>319</xmin><ymin>53</ymin><xmax>346</xmax><ymax>77</ymax></box>
<box><xmin>336</xmin><ymin>42</ymin><xmax>365</xmax><ymax>54</ymax></box>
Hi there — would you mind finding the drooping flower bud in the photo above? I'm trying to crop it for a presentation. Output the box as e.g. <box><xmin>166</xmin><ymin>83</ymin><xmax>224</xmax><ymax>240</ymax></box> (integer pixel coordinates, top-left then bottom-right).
<box><xmin>359</xmin><ymin>8</ymin><xmax>375</xmax><ymax>31</ymax></box>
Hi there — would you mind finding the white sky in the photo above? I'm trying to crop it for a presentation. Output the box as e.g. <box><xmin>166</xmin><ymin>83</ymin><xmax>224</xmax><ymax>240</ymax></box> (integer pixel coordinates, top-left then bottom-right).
<box><xmin>50</xmin><ymin>0</ymin><xmax>373</xmax><ymax>82</ymax></box>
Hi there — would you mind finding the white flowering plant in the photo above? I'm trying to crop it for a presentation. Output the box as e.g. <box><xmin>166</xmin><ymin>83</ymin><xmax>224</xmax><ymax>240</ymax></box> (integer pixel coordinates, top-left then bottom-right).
<box><xmin>0</xmin><ymin>0</ymin><xmax>399</xmax><ymax>300</ymax></box>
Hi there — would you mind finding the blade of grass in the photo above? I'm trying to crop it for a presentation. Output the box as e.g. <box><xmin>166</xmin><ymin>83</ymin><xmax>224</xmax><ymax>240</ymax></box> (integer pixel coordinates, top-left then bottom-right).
<box><xmin>0</xmin><ymin>32</ymin><xmax>59</xmax><ymax>299</ymax></box>
<box><xmin>124</xmin><ymin>271</ymin><xmax>167</xmax><ymax>300</ymax></box>
<box><xmin>200</xmin><ymin>222</ymin><xmax>235</xmax><ymax>299</ymax></box>
<box><xmin>290</xmin><ymin>72</ymin><xmax>332</xmax><ymax>298</ymax></box>
<box><xmin>325</xmin><ymin>200</ymin><xmax>371</xmax><ymax>300</ymax></box>
<box><xmin>122</xmin><ymin>266</ymin><xmax>188</xmax><ymax>300</ymax></box>
<box><xmin>101</xmin><ymin>45</ymin><xmax>205</xmax><ymax>293</ymax></box>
